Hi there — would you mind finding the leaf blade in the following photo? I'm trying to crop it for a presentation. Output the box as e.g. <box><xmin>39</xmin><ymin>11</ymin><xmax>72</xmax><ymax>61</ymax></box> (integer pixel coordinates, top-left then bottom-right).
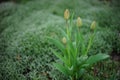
<box><xmin>47</xmin><ymin>37</ymin><xmax>65</xmax><ymax>52</ymax></box>
<box><xmin>53</xmin><ymin>63</ymin><xmax>69</xmax><ymax>76</ymax></box>
<box><xmin>86</xmin><ymin>53</ymin><xmax>109</xmax><ymax>65</ymax></box>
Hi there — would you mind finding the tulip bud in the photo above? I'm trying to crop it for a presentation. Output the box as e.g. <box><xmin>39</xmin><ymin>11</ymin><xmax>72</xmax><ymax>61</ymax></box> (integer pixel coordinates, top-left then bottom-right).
<box><xmin>90</xmin><ymin>21</ymin><xmax>96</xmax><ymax>30</ymax></box>
<box><xmin>64</xmin><ymin>9</ymin><xmax>70</xmax><ymax>20</ymax></box>
<box><xmin>77</xmin><ymin>17</ymin><xmax>82</xmax><ymax>27</ymax></box>
<box><xmin>62</xmin><ymin>37</ymin><xmax>67</xmax><ymax>44</ymax></box>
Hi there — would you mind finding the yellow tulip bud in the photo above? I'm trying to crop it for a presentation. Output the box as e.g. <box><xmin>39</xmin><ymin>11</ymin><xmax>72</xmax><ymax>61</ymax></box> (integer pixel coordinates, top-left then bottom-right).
<box><xmin>62</xmin><ymin>37</ymin><xmax>67</xmax><ymax>44</ymax></box>
<box><xmin>64</xmin><ymin>9</ymin><xmax>70</xmax><ymax>20</ymax></box>
<box><xmin>90</xmin><ymin>21</ymin><xmax>96</xmax><ymax>30</ymax></box>
<box><xmin>77</xmin><ymin>17</ymin><xmax>82</xmax><ymax>27</ymax></box>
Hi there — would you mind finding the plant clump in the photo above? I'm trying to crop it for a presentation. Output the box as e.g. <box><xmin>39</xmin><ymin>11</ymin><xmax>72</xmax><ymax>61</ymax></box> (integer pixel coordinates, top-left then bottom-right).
<box><xmin>48</xmin><ymin>9</ymin><xmax>109</xmax><ymax>80</ymax></box>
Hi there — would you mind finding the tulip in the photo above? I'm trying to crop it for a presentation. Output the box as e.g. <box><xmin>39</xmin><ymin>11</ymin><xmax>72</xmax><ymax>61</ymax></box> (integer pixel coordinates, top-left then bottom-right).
<box><xmin>77</xmin><ymin>17</ymin><xmax>82</xmax><ymax>27</ymax></box>
<box><xmin>64</xmin><ymin>9</ymin><xmax>70</xmax><ymax>20</ymax></box>
<box><xmin>90</xmin><ymin>21</ymin><xmax>96</xmax><ymax>30</ymax></box>
<box><xmin>62</xmin><ymin>37</ymin><xmax>67</xmax><ymax>44</ymax></box>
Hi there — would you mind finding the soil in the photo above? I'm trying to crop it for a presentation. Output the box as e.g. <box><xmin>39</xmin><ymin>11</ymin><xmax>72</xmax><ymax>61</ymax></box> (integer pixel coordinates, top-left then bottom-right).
<box><xmin>110</xmin><ymin>50</ymin><xmax>120</xmax><ymax>61</ymax></box>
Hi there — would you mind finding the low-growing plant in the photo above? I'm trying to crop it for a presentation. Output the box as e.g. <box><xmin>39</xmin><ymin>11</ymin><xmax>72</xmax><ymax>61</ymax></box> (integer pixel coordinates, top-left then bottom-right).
<box><xmin>48</xmin><ymin>9</ymin><xmax>109</xmax><ymax>80</ymax></box>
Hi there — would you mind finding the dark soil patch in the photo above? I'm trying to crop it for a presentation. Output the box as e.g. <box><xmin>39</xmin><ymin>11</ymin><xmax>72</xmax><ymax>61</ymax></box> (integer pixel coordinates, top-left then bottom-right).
<box><xmin>110</xmin><ymin>50</ymin><xmax>120</xmax><ymax>61</ymax></box>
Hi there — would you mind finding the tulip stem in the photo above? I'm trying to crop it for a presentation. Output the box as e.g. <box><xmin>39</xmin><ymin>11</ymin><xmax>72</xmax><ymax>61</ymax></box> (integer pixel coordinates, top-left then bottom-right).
<box><xmin>66</xmin><ymin>20</ymin><xmax>70</xmax><ymax>38</ymax></box>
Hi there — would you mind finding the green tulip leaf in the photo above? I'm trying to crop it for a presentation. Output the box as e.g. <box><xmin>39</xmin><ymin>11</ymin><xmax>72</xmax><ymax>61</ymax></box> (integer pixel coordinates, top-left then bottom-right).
<box><xmin>86</xmin><ymin>53</ymin><xmax>109</xmax><ymax>65</ymax></box>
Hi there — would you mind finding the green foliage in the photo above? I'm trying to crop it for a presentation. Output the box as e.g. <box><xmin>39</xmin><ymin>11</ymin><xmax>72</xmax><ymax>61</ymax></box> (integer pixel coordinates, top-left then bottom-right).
<box><xmin>0</xmin><ymin>0</ymin><xmax>120</xmax><ymax>80</ymax></box>
<box><xmin>15</xmin><ymin>0</ymin><xmax>31</xmax><ymax>3</ymax></box>
<box><xmin>48</xmin><ymin>11</ymin><xmax>109</xmax><ymax>80</ymax></box>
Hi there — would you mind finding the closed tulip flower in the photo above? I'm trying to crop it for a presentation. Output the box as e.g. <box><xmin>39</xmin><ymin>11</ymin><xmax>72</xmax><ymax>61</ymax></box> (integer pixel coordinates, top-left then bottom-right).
<box><xmin>90</xmin><ymin>21</ymin><xmax>96</xmax><ymax>30</ymax></box>
<box><xmin>64</xmin><ymin>9</ymin><xmax>70</xmax><ymax>20</ymax></box>
<box><xmin>77</xmin><ymin>17</ymin><xmax>82</xmax><ymax>27</ymax></box>
<box><xmin>62</xmin><ymin>37</ymin><xmax>67</xmax><ymax>44</ymax></box>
